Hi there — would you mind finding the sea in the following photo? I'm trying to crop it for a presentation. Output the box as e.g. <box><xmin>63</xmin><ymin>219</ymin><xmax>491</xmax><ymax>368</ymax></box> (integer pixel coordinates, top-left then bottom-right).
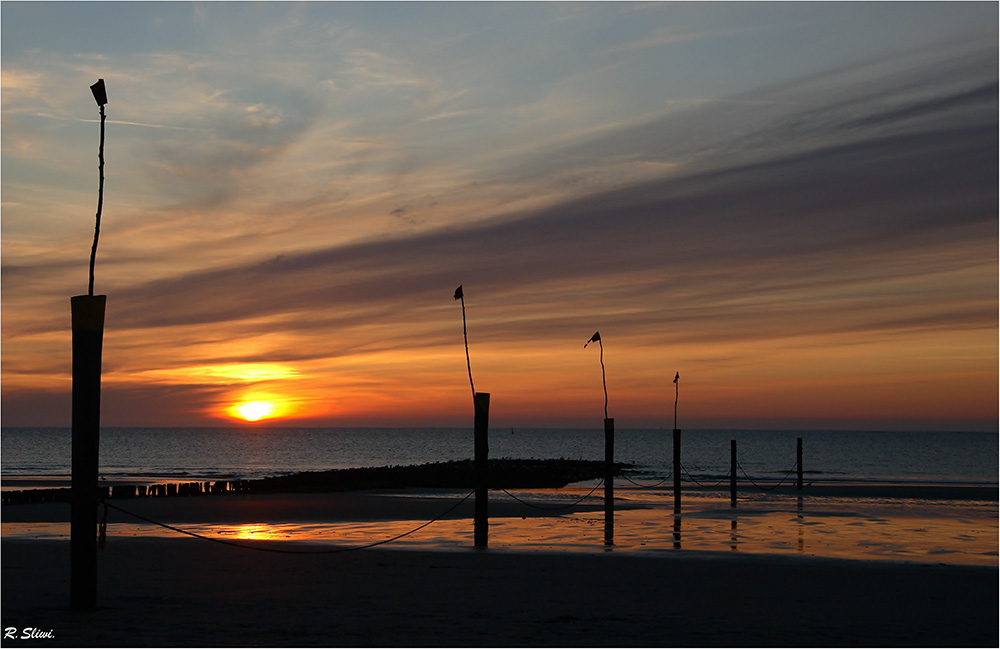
<box><xmin>1</xmin><ymin>427</ymin><xmax>996</xmax><ymax>488</ymax></box>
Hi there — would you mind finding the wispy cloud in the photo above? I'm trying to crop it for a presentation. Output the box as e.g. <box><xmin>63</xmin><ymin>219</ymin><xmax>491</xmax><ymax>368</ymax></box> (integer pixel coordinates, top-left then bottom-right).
<box><xmin>2</xmin><ymin>2</ymin><xmax>996</xmax><ymax>428</ymax></box>
<box><xmin>604</xmin><ymin>23</ymin><xmax>751</xmax><ymax>54</ymax></box>
<box><xmin>32</xmin><ymin>112</ymin><xmax>211</xmax><ymax>131</ymax></box>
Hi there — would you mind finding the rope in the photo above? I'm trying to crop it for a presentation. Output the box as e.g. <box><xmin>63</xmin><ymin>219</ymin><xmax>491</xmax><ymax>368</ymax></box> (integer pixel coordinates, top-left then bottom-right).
<box><xmin>680</xmin><ymin>462</ymin><xmax>731</xmax><ymax>489</ymax></box>
<box><xmin>621</xmin><ymin>472</ymin><xmax>672</xmax><ymax>489</ymax></box>
<box><xmin>99</xmin><ymin>488</ymin><xmax>476</xmax><ymax>555</ymax></box>
<box><xmin>498</xmin><ymin>480</ymin><xmax>605</xmax><ymax>511</ymax></box>
<box><xmin>737</xmin><ymin>461</ymin><xmax>799</xmax><ymax>493</ymax></box>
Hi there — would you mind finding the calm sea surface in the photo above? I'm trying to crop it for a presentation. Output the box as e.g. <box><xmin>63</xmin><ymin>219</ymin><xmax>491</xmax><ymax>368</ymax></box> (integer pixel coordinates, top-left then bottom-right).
<box><xmin>1</xmin><ymin>427</ymin><xmax>996</xmax><ymax>487</ymax></box>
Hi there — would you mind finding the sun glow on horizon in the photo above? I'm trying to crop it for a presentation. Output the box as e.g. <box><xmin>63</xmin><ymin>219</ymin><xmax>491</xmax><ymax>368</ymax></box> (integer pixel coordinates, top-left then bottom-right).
<box><xmin>234</xmin><ymin>401</ymin><xmax>275</xmax><ymax>421</ymax></box>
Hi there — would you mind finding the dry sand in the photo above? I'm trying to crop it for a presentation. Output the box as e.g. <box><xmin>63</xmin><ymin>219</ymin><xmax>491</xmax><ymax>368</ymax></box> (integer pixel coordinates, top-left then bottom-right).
<box><xmin>2</xmin><ymin>491</ymin><xmax>997</xmax><ymax>647</ymax></box>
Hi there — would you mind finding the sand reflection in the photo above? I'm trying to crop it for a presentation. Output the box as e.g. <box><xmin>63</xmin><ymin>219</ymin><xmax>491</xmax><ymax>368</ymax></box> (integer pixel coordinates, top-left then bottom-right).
<box><xmin>3</xmin><ymin>490</ymin><xmax>996</xmax><ymax>566</ymax></box>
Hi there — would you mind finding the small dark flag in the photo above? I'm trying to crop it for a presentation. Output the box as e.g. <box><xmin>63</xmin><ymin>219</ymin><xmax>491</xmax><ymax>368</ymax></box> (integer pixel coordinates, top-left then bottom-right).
<box><xmin>674</xmin><ymin>372</ymin><xmax>679</xmax><ymax>383</ymax></box>
<box><xmin>584</xmin><ymin>331</ymin><xmax>601</xmax><ymax>348</ymax></box>
<box><xmin>90</xmin><ymin>79</ymin><xmax>108</xmax><ymax>106</ymax></box>
<box><xmin>454</xmin><ymin>285</ymin><xmax>463</xmax><ymax>300</ymax></box>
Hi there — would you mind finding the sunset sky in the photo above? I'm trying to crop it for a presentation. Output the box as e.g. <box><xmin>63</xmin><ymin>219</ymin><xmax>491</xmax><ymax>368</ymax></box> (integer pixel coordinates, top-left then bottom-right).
<box><xmin>2</xmin><ymin>2</ymin><xmax>997</xmax><ymax>431</ymax></box>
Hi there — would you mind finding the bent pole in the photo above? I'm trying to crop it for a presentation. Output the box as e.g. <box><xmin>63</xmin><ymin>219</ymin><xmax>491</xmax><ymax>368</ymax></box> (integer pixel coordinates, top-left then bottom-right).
<box><xmin>88</xmin><ymin>79</ymin><xmax>107</xmax><ymax>297</ymax></box>
<box><xmin>454</xmin><ymin>285</ymin><xmax>475</xmax><ymax>400</ymax></box>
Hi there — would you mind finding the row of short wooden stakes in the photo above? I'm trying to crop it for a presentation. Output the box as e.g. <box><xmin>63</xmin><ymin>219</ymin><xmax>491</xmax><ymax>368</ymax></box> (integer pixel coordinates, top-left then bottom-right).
<box><xmin>0</xmin><ymin>480</ymin><xmax>254</xmax><ymax>506</ymax></box>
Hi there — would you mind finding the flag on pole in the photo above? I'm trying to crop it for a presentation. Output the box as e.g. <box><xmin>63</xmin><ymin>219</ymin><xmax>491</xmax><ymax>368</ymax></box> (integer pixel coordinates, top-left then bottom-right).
<box><xmin>584</xmin><ymin>331</ymin><xmax>601</xmax><ymax>348</ymax></box>
<box><xmin>454</xmin><ymin>285</ymin><xmax>463</xmax><ymax>301</ymax></box>
<box><xmin>90</xmin><ymin>79</ymin><xmax>108</xmax><ymax>106</ymax></box>
<box><xmin>674</xmin><ymin>372</ymin><xmax>679</xmax><ymax>383</ymax></box>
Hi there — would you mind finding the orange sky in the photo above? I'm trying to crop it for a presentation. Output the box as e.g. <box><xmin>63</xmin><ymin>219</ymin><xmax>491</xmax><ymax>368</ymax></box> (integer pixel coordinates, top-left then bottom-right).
<box><xmin>2</xmin><ymin>3</ymin><xmax>997</xmax><ymax>431</ymax></box>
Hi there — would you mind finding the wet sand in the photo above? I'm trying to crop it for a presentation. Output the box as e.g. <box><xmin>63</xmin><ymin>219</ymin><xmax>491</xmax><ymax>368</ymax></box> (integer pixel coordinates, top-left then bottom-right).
<box><xmin>2</xmin><ymin>536</ymin><xmax>996</xmax><ymax>647</ymax></box>
<box><xmin>3</xmin><ymin>485</ymin><xmax>997</xmax><ymax>564</ymax></box>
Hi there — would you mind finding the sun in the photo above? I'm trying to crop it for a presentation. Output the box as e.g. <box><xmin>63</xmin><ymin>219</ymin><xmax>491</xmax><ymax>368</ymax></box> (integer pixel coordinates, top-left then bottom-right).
<box><xmin>234</xmin><ymin>400</ymin><xmax>276</xmax><ymax>422</ymax></box>
<box><xmin>225</xmin><ymin>390</ymin><xmax>301</xmax><ymax>422</ymax></box>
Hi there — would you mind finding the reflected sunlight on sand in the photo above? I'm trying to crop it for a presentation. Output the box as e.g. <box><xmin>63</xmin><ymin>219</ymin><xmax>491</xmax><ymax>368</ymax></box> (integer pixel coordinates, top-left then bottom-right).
<box><xmin>4</xmin><ymin>489</ymin><xmax>995</xmax><ymax>566</ymax></box>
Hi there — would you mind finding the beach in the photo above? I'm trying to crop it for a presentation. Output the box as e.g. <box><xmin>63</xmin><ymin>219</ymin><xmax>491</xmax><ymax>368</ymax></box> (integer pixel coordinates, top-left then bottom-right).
<box><xmin>2</xmin><ymin>489</ymin><xmax>997</xmax><ymax>647</ymax></box>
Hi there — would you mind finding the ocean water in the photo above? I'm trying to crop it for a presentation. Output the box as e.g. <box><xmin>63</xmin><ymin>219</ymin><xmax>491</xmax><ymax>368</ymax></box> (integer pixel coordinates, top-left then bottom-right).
<box><xmin>1</xmin><ymin>427</ymin><xmax>996</xmax><ymax>487</ymax></box>
<box><xmin>3</xmin><ymin>428</ymin><xmax>997</xmax><ymax>565</ymax></box>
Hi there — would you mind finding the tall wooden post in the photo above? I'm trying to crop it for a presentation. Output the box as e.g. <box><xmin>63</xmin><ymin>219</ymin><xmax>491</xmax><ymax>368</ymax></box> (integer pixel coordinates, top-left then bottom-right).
<box><xmin>70</xmin><ymin>294</ymin><xmax>106</xmax><ymax>611</ymax></box>
<box><xmin>796</xmin><ymin>437</ymin><xmax>803</xmax><ymax>491</ymax></box>
<box><xmin>604</xmin><ymin>418</ymin><xmax>614</xmax><ymax>546</ymax></box>
<box><xmin>474</xmin><ymin>392</ymin><xmax>490</xmax><ymax>548</ymax></box>
<box><xmin>672</xmin><ymin>428</ymin><xmax>681</xmax><ymax>512</ymax></box>
<box><xmin>730</xmin><ymin>439</ymin><xmax>737</xmax><ymax>507</ymax></box>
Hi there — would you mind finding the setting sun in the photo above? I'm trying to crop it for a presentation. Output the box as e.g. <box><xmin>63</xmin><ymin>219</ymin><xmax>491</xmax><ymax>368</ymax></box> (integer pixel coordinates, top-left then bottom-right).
<box><xmin>222</xmin><ymin>389</ymin><xmax>314</xmax><ymax>423</ymax></box>
<box><xmin>234</xmin><ymin>401</ymin><xmax>276</xmax><ymax>422</ymax></box>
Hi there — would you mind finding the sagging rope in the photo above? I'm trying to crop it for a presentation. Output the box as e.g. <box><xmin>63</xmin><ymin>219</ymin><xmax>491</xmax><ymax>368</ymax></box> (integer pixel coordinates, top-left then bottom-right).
<box><xmin>680</xmin><ymin>462</ymin><xmax>731</xmax><ymax>489</ymax></box>
<box><xmin>98</xmin><ymin>488</ymin><xmax>476</xmax><ymax>555</ymax></box>
<box><xmin>499</xmin><ymin>479</ymin><xmax>605</xmax><ymax>511</ymax></box>
<box><xmin>737</xmin><ymin>460</ymin><xmax>799</xmax><ymax>493</ymax></box>
<box><xmin>620</xmin><ymin>472</ymin><xmax>673</xmax><ymax>489</ymax></box>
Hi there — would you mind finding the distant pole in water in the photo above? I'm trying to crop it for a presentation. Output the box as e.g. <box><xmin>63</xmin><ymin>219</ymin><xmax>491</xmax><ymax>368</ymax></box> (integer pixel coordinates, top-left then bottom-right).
<box><xmin>454</xmin><ymin>285</ymin><xmax>475</xmax><ymax>401</ymax></box>
<box><xmin>585</xmin><ymin>331</ymin><xmax>614</xmax><ymax>544</ymax></box>
<box><xmin>474</xmin><ymin>392</ymin><xmax>490</xmax><ymax>548</ymax></box>
<box><xmin>603</xmin><ymin>416</ymin><xmax>614</xmax><ymax>546</ymax></box>
<box><xmin>797</xmin><ymin>437</ymin><xmax>803</xmax><ymax>491</ymax></box>
<box><xmin>454</xmin><ymin>286</ymin><xmax>488</xmax><ymax>547</ymax></box>
<box><xmin>584</xmin><ymin>331</ymin><xmax>607</xmax><ymax>420</ymax></box>
<box><xmin>730</xmin><ymin>439</ymin><xmax>738</xmax><ymax>507</ymax></box>
<box><xmin>672</xmin><ymin>372</ymin><xmax>681</xmax><ymax>512</ymax></box>
<box><xmin>673</xmin><ymin>426</ymin><xmax>682</xmax><ymax>512</ymax></box>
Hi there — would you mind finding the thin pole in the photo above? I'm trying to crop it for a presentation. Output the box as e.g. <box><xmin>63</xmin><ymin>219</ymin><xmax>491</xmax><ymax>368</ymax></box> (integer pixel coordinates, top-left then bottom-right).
<box><xmin>455</xmin><ymin>286</ymin><xmax>475</xmax><ymax>400</ymax></box>
<box><xmin>585</xmin><ymin>332</ymin><xmax>606</xmax><ymax>419</ymax></box>
<box><xmin>730</xmin><ymin>439</ymin><xmax>737</xmax><ymax>507</ymax></box>
<box><xmin>673</xmin><ymin>372</ymin><xmax>681</xmax><ymax>511</ymax></box>
<box><xmin>673</xmin><ymin>372</ymin><xmax>679</xmax><ymax>430</ymax></box>
<box><xmin>462</xmin><ymin>296</ymin><xmax>475</xmax><ymax>399</ymax></box>
<box><xmin>797</xmin><ymin>437</ymin><xmax>803</xmax><ymax>491</ymax></box>
<box><xmin>89</xmin><ymin>104</ymin><xmax>105</xmax><ymax>297</ymax></box>
<box><xmin>599</xmin><ymin>340</ymin><xmax>607</xmax><ymax>420</ymax></box>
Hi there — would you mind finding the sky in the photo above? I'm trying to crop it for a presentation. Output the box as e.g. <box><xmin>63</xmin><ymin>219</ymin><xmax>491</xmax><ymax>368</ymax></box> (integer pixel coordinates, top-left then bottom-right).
<box><xmin>1</xmin><ymin>2</ymin><xmax>997</xmax><ymax>431</ymax></box>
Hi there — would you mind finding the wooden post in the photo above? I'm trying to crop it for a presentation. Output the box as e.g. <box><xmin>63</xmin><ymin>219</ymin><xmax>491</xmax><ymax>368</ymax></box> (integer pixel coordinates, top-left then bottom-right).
<box><xmin>70</xmin><ymin>294</ymin><xmax>106</xmax><ymax>611</ymax></box>
<box><xmin>730</xmin><ymin>439</ymin><xmax>737</xmax><ymax>507</ymax></box>
<box><xmin>797</xmin><ymin>437</ymin><xmax>803</xmax><ymax>491</ymax></box>
<box><xmin>604</xmin><ymin>418</ymin><xmax>614</xmax><ymax>546</ymax></box>
<box><xmin>672</xmin><ymin>428</ymin><xmax>681</xmax><ymax>512</ymax></box>
<box><xmin>474</xmin><ymin>392</ymin><xmax>490</xmax><ymax>548</ymax></box>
